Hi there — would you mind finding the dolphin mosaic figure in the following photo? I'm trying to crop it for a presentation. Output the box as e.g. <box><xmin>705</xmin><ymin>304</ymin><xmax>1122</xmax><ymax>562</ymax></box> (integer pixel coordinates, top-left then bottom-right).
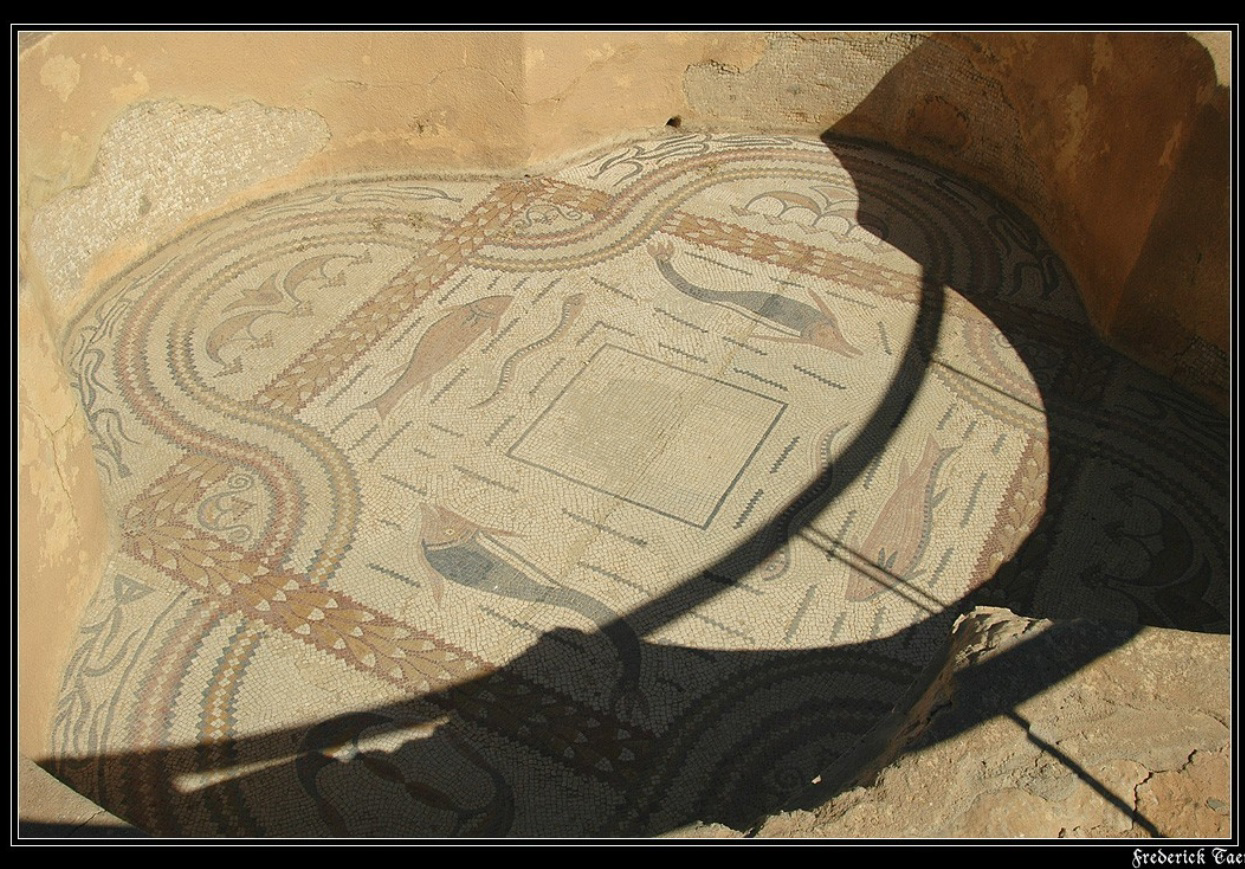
<box><xmin>648</xmin><ymin>241</ymin><xmax>861</xmax><ymax>358</ymax></box>
<box><xmin>416</xmin><ymin>503</ymin><xmax>646</xmax><ymax>720</ymax></box>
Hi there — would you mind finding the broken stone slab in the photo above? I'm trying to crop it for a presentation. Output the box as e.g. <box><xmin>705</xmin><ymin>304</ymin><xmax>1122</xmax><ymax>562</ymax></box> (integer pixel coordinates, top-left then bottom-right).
<box><xmin>744</xmin><ymin>607</ymin><xmax>1230</xmax><ymax>839</ymax></box>
<box><xmin>17</xmin><ymin>755</ymin><xmax>147</xmax><ymax>839</ymax></box>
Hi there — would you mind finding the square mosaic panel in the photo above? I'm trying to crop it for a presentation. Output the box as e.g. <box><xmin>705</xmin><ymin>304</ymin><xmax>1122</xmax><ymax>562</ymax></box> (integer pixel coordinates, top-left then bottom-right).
<box><xmin>509</xmin><ymin>344</ymin><xmax>786</xmax><ymax>528</ymax></box>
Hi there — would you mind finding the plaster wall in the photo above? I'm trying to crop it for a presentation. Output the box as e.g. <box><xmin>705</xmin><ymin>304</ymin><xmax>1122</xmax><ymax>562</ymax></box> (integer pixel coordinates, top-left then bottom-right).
<box><xmin>16</xmin><ymin>30</ymin><xmax>1231</xmax><ymax>758</ymax></box>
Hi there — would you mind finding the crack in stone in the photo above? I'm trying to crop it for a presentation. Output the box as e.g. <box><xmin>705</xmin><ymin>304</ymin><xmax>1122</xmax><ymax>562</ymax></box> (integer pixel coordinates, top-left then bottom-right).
<box><xmin>22</xmin><ymin>403</ymin><xmax>79</xmax><ymax>512</ymax></box>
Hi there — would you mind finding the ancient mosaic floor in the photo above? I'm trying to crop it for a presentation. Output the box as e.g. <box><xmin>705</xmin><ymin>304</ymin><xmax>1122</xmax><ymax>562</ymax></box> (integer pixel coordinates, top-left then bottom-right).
<box><xmin>48</xmin><ymin>133</ymin><xmax>1229</xmax><ymax>837</ymax></box>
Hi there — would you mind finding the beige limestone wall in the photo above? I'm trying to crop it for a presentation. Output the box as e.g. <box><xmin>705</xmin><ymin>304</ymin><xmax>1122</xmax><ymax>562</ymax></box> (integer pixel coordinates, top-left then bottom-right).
<box><xmin>519</xmin><ymin>32</ymin><xmax>769</xmax><ymax>166</ymax></box>
<box><xmin>16</xmin><ymin>30</ymin><xmax>1231</xmax><ymax>757</ymax></box>
<box><xmin>17</xmin><ymin>283</ymin><xmax>113</xmax><ymax>758</ymax></box>
<box><xmin>18</xmin><ymin>32</ymin><xmax>782</xmax><ymax>323</ymax></box>
<box><xmin>950</xmin><ymin>33</ymin><xmax>1229</xmax><ymax>409</ymax></box>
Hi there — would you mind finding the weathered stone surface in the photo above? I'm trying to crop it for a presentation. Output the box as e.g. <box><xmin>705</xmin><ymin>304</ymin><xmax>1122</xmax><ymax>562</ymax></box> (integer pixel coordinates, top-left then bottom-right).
<box><xmin>17</xmin><ymin>284</ymin><xmax>112</xmax><ymax>758</ymax></box>
<box><xmin>753</xmin><ymin>608</ymin><xmax>1231</xmax><ymax>839</ymax></box>
<box><xmin>18</xmin><ymin>756</ymin><xmax>144</xmax><ymax>837</ymax></box>
<box><xmin>28</xmin><ymin>100</ymin><xmax>330</xmax><ymax>310</ymax></box>
<box><xmin>659</xmin><ymin>821</ymin><xmax>746</xmax><ymax>839</ymax></box>
<box><xmin>1136</xmin><ymin>747</ymin><xmax>1232</xmax><ymax>839</ymax></box>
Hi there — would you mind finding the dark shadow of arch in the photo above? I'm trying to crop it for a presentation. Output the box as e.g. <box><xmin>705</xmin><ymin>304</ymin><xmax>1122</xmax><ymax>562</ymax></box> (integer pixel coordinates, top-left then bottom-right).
<box><xmin>33</xmin><ymin>37</ymin><xmax>1230</xmax><ymax>835</ymax></box>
